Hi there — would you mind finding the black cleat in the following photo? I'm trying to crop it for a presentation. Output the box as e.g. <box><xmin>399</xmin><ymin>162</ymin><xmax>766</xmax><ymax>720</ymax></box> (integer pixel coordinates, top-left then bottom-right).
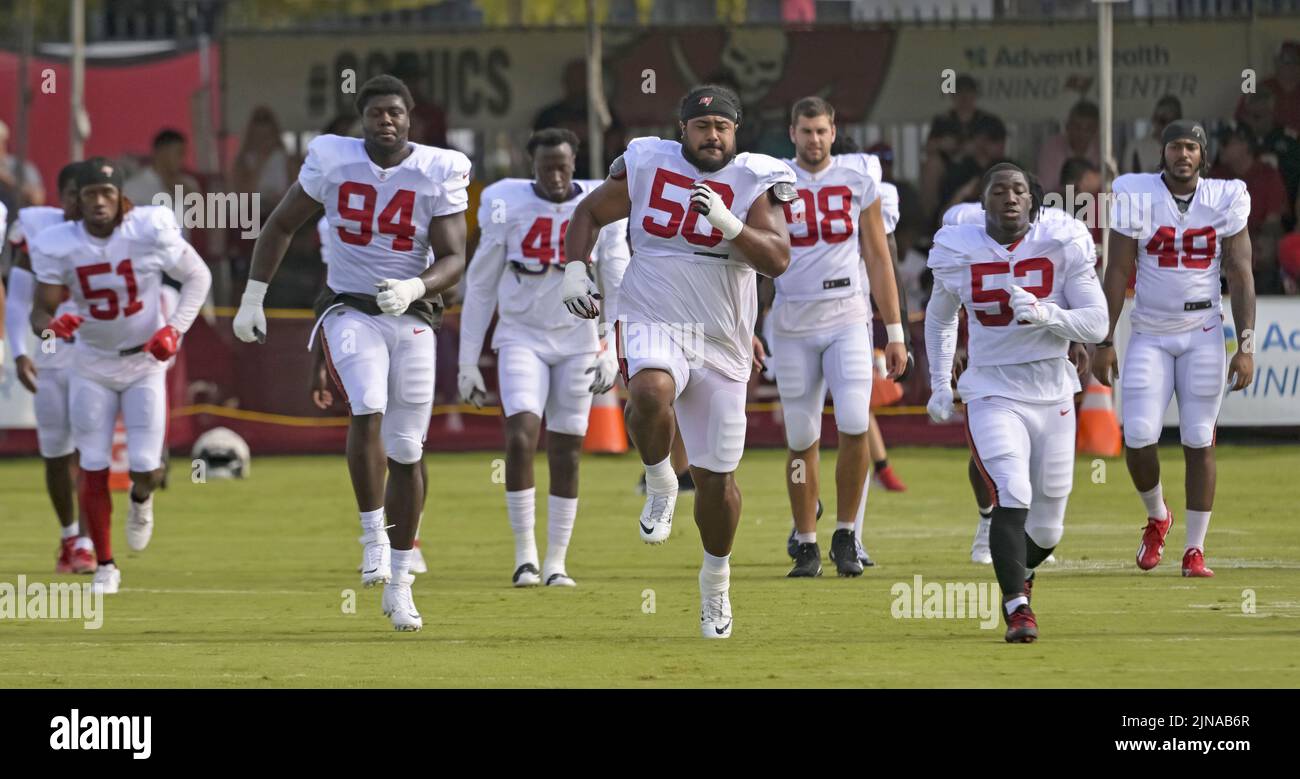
<box><xmin>829</xmin><ymin>529</ymin><xmax>864</xmax><ymax>577</ymax></box>
<box><xmin>785</xmin><ymin>499</ymin><xmax>825</xmax><ymax>559</ymax></box>
<box><xmin>787</xmin><ymin>542</ymin><xmax>823</xmax><ymax>577</ymax></box>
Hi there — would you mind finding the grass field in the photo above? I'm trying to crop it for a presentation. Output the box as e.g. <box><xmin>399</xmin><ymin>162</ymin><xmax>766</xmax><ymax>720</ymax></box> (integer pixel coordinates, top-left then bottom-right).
<box><xmin>2</xmin><ymin>445</ymin><xmax>1298</xmax><ymax>688</ymax></box>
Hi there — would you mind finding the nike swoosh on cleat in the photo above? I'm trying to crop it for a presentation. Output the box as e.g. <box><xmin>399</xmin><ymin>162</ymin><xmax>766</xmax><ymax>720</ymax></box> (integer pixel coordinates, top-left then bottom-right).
<box><xmin>640</xmin><ymin>522</ymin><xmax>655</xmax><ymax>535</ymax></box>
<box><xmin>715</xmin><ymin>621</ymin><xmax>731</xmax><ymax>635</ymax></box>
<box><xmin>363</xmin><ymin>568</ymin><xmax>379</xmax><ymax>574</ymax></box>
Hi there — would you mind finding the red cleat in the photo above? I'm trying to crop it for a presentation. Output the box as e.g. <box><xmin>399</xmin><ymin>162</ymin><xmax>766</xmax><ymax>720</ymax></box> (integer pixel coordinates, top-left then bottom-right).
<box><xmin>874</xmin><ymin>465</ymin><xmax>907</xmax><ymax>492</ymax></box>
<box><xmin>1024</xmin><ymin>573</ymin><xmax>1035</xmax><ymax>604</ymax></box>
<box><xmin>1181</xmin><ymin>548</ymin><xmax>1215</xmax><ymax>578</ymax></box>
<box><xmin>1136</xmin><ymin>504</ymin><xmax>1173</xmax><ymax>571</ymax></box>
<box><xmin>70</xmin><ymin>543</ymin><xmax>97</xmax><ymax>574</ymax></box>
<box><xmin>1004</xmin><ymin>604</ymin><xmax>1038</xmax><ymax>643</ymax></box>
<box><xmin>55</xmin><ymin>538</ymin><xmax>75</xmax><ymax>574</ymax></box>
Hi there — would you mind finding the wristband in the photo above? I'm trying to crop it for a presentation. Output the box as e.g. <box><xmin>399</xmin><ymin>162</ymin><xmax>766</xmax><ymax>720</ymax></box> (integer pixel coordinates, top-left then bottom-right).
<box><xmin>885</xmin><ymin>323</ymin><xmax>905</xmax><ymax>344</ymax></box>
<box><xmin>242</xmin><ymin>280</ymin><xmax>269</xmax><ymax>304</ymax></box>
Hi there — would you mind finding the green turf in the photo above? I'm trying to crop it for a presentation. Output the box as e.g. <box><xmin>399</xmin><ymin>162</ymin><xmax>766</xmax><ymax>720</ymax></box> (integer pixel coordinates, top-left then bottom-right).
<box><xmin>2</xmin><ymin>445</ymin><xmax>1297</xmax><ymax>688</ymax></box>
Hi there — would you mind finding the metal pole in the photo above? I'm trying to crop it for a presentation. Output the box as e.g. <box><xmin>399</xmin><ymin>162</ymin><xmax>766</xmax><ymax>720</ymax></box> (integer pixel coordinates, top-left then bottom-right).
<box><xmin>71</xmin><ymin>0</ymin><xmax>87</xmax><ymax>159</ymax></box>
<box><xmin>585</xmin><ymin>0</ymin><xmax>605</xmax><ymax>178</ymax></box>
<box><xmin>1097</xmin><ymin>0</ymin><xmax>1119</xmax><ymax>272</ymax></box>
<box><xmin>14</xmin><ymin>0</ymin><xmax>34</xmax><ymax>203</ymax></box>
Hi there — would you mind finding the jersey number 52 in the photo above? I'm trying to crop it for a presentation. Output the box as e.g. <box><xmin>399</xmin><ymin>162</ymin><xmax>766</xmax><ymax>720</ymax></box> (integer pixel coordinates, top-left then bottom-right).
<box><xmin>970</xmin><ymin>257</ymin><xmax>1054</xmax><ymax>326</ymax></box>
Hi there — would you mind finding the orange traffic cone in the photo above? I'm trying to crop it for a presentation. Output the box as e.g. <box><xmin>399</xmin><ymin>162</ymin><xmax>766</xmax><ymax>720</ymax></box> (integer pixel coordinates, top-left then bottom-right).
<box><xmin>583</xmin><ymin>388</ymin><xmax>628</xmax><ymax>454</ymax></box>
<box><xmin>1077</xmin><ymin>377</ymin><xmax>1122</xmax><ymax>457</ymax></box>
<box><xmin>109</xmin><ymin>417</ymin><xmax>132</xmax><ymax>491</ymax></box>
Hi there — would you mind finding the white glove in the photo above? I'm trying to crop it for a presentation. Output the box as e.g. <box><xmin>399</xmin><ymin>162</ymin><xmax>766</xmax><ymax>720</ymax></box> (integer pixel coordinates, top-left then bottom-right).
<box><xmin>587</xmin><ymin>348</ymin><xmax>618</xmax><ymax>394</ymax></box>
<box><xmin>562</xmin><ymin>262</ymin><xmax>601</xmax><ymax>320</ymax></box>
<box><xmin>1009</xmin><ymin>284</ymin><xmax>1051</xmax><ymax>327</ymax></box>
<box><xmin>927</xmin><ymin>387</ymin><xmax>954</xmax><ymax>423</ymax></box>
<box><xmin>690</xmin><ymin>182</ymin><xmax>744</xmax><ymax>240</ymax></box>
<box><xmin>458</xmin><ymin>364</ymin><xmax>487</xmax><ymax>408</ymax></box>
<box><xmin>376</xmin><ymin>277</ymin><xmax>426</xmax><ymax>316</ymax></box>
<box><xmin>233</xmin><ymin>280</ymin><xmax>268</xmax><ymax>343</ymax></box>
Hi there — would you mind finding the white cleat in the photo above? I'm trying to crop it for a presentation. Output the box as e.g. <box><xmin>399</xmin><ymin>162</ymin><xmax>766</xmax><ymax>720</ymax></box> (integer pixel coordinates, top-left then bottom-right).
<box><xmin>410</xmin><ymin>543</ymin><xmax>428</xmax><ymax>575</ymax></box>
<box><xmin>92</xmin><ymin>565</ymin><xmax>121</xmax><ymax>595</ymax></box>
<box><xmin>126</xmin><ymin>494</ymin><xmax>155</xmax><ymax>552</ymax></box>
<box><xmin>1042</xmin><ymin>553</ymin><xmax>1058</xmax><ymax>565</ymax></box>
<box><xmin>639</xmin><ymin>488</ymin><xmax>677</xmax><ymax>544</ymax></box>
<box><xmin>382</xmin><ymin>573</ymin><xmax>422</xmax><ymax>632</ymax></box>
<box><xmin>544</xmin><ymin>570</ymin><xmax>576</xmax><ymax>588</ymax></box>
<box><xmin>971</xmin><ymin>515</ymin><xmax>992</xmax><ymax>564</ymax></box>
<box><xmin>700</xmin><ymin>590</ymin><xmax>733</xmax><ymax>639</ymax></box>
<box><xmin>512</xmin><ymin>562</ymin><xmax>541</xmax><ymax>587</ymax></box>
<box><xmin>359</xmin><ymin>528</ymin><xmax>392</xmax><ymax>588</ymax></box>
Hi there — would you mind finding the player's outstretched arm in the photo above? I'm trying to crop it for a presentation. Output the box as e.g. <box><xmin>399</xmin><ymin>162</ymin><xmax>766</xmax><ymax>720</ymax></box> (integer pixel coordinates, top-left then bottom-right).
<box><xmin>1223</xmin><ymin>228</ymin><xmax>1256</xmax><ymax>392</ymax></box>
<box><xmin>1093</xmin><ymin>231</ymin><xmax>1137</xmax><ymax>386</ymax></box>
<box><xmin>563</xmin><ymin>175</ymin><xmax>631</xmax><ymax>319</ymax></box>
<box><xmin>458</xmin><ymin>228</ymin><xmax>506</xmax><ymax>375</ymax></box>
<box><xmin>235</xmin><ymin>183</ymin><xmax>321</xmax><ymax>343</ymax></box>
<box><xmin>924</xmin><ymin>281</ymin><xmax>962</xmax><ymax>423</ymax></box>
<box><xmin>859</xmin><ymin>199</ymin><xmax>907</xmax><ymax>378</ymax></box>
<box><xmin>420</xmin><ymin>211</ymin><xmax>468</xmax><ymax>297</ymax></box>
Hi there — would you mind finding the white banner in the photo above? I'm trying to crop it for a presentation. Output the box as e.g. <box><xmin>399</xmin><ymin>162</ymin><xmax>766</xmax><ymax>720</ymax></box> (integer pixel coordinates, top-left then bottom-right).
<box><xmin>1114</xmin><ymin>297</ymin><xmax>1300</xmax><ymax>427</ymax></box>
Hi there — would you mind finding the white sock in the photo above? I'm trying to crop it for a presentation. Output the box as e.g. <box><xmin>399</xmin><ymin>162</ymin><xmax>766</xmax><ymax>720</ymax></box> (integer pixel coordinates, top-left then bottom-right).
<box><xmin>1185</xmin><ymin>510</ymin><xmax>1211</xmax><ymax>551</ymax></box>
<box><xmin>391</xmin><ymin>548</ymin><xmax>413</xmax><ymax>582</ymax></box>
<box><xmin>506</xmin><ymin>488</ymin><xmax>538</xmax><ymax>569</ymax></box>
<box><xmin>644</xmin><ymin>456</ymin><xmax>677</xmax><ymax>495</ymax></box>
<box><xmin>359</xmin><ymin>508</ymin><xmax>385</xmax><ymax>533</ymax></box>
<box><xmin>795</xmin><ymin>531</ymin><xmax>816</xmax><ymax>544</ymax></box>
<box><xmin>1004</xmin><ymin>595</ymin><xmax>1028</xmax><ymax>615</ymax></box>
<box><xmin>835</xmin><ymin>521</ymin><xmax>854</xmax><ymax>532</ymax></box>
<box><xmin>854</xmin><ymin>473</ymin><xmax>871</xmax><ymax>543</ymax></box>
<box><xmin>544</xmin><ymin>494</ymin><xmax>578</xmax><ymax>576</ymax></box>
<box><xmin>61</xmin><ymin>523</ymin><xmax>79</xmax><ymax>539</ymax></box>
<box><xmin>699</xmin><ymin>551</ymin><xmax>730</xmax><ymax>596</ymax></box>
<box><xmin>74</xmin><ymin>536</ymin><xmax>94</xmax><ymax>551</ymax></box>
<box><xmin>1139</xmin><ymin>484</ymin><xmax>1165</xmax><ymax>518</ymax></box>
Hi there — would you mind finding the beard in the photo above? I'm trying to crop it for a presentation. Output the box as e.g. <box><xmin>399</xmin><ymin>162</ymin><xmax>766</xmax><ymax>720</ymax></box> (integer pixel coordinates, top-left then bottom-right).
<box><xmin>682</xmin><ymin>142</ymin><xmax>735</xmax><ymax>173</ymax></box>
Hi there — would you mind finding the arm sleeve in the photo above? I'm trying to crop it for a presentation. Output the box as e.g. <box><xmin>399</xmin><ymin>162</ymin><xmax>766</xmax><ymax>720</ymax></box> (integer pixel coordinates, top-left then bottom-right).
<box><xmin>924</xmin><ymin>277</ymin><xmax>962</xmax><ymax>393</ymax></box>
<box><xmin>594</xmin><ymin>220</ymin><xmax>631</xmax><ymax>325</ymax></box>
<box><xmin>164</xmin><ymin>243</ymin><xmax>212</xmax><ymax>334</ymax></box>
<box><xmin>1040</xmin><ymin>240</ymin><xmax>1108</xmax><ymax>344</ymax></box>
<box><xmin>298</xmin><ymin>139</ymin><xmax>330</xmax><ymax>203</ymax></box>
<box><xmin>5</xmin><ymin>266</ymin><xmax>33</xmax><ymax>358</ymax></box>
<box><xmin>432</xmin><ymin>153</ymin><xmax>473</xmax><ymax>217</ymax></box>
<box><xmin>1223</xmin><ymin>180</ymin><xmax>1251</xmax><ymax>238</ymax></box>
<box><xmin>458</xmin><ymin>232</ymin><xmax>507</xmax><ymax>366</ymax></box>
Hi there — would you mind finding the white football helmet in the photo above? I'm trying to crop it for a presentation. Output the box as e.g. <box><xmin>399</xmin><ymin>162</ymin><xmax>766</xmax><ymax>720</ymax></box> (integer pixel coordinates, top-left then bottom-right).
<box><xmin>191</xmin><ymin>427</ymin><xmax>251</xmax><ymax>480</ymax></box>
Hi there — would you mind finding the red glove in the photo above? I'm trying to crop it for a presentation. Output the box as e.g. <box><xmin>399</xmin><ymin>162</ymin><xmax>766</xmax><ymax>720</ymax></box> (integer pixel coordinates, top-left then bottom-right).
<box><xmin>145</xmin><ymin>325</ymin><xmax>181</xmax><ymax>361</ymax></box>
<box><xmin>47</xmin><ymin>313</ymin><xmax>84</xmax><ymax>340</ymax></box>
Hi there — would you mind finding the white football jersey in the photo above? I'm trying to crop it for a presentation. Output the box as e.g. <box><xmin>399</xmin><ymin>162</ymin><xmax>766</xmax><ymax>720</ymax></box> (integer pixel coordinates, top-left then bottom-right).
<box><xmin>1109</xmin><ymin>173</ymin><xmax>1249</xmax><ymax>335</ymax></box>
<box><xmin>879</xmin><ymin>180</ymin><xmax>900</xmax><ymax>235</ymax></box>
<box><xmin>618</xmin><ymin>137</ymin><xmax>795</xmax><ymax>381</ymax></box>
<box><xmin>474</xmin><ymin>178</ymin><xmax>624</xmax><ymax>356</ymax></box>
<box><xmin>299</xmin><ymin>134</ymin><xmax>471</xmax><ymax>296</ymax></box>
<box><xmin>943</xmin><ymin>202</ymin><xmax>1079</xmax><ymax>228</ymax></box>
<box><xmin>30</xmin><ymin>206</ymin><xmax>188</xmax><ymax>356</ymax></box>
<box><xmin>928</xmin><ymin>217</ymin><xmax>1099</xmax><ymax>402</ymax></box>
<box><xmin>11</xmin><ymin>207</ymin><xmax>77</xmax><ymax>368</ymax></box>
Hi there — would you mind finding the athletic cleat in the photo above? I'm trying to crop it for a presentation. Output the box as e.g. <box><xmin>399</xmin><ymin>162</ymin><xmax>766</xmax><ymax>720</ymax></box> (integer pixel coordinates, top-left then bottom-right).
<box><xmin>785</xmin><ymin>498</ymin><xmax>825</xmax><ymax>559</ymax></box>
<box><xmin>70</xmin><ymin>542</ymin><xmax>97</xmax><ymax>574</ymax></box>
<box><xmin>409</xmin><ymin>540</ymin><xmax>428</xmax><ymax>575</ymax></box>
<box><xmin>854</xmin><ymin>537</ymin><xmax>875</xmax><ymax>567</ymax></box>
<box><xmin>545</xmin><ymin>571</ymin><xmax>577</xmax><ymax>587</ymax></box>
<box><xmin>125</xmin><ymin>494</ymin><xmax>155</xmax><ymax>552</ymax></box>
<box><xmin>382</xmin><ymin>573</ymin><xmax>422</xmax><ymax>632</ymax></box>
<box><xmin>874</xmin><ymin>465</ymin><xmax>907</xmax><ymax>492</ymax></box>
<box><xmin>1042</xmin><ymin>553</ymin><xmax>1058</xmax><ymax>565</ymax></box>
<box><xmin>512</xmin><ymin>562</ymin><xmax>541</xmax><ymax>587</ymax></box>
<box><xmin>1004</xmin><ymin>604</ymin><xmax>1038</xmax><ymax>643</ymax></box>
<box><xmin>1136</xmin><ymin>504</ymin><xmax>1173</xmax><ymax>571</ymax></box>
<box><xmin>1024</xmin><ymin>571</ymin><xmax>1035</xmax><ymax>604</ymax></box>
<box><xmin>639</xmin><ymin>488</ymin><xmax>677</xmax><ymax>544</ymax></box>
<box><xmin>700</xmin><ymin>590</ymin><xmax>733</xmax><ymax>639</ymax></box>
<box><xmin>971</xmin><ymin>514</ymin><xmax>992</xmax><ymax>564</ymax></box>
<box><xmin>359</xmin><ymin>528</ymin><xmax>392</xmax><ymax>588</ymax></box>
<box><xmin>1181</xmin><ymin>548</ymin><xmax>1215</xmax><ymax>578</ymax></box>
<box><xmin>829</xmin><ymin>528</ymin><xmax>864</xmax><ymax>577</ymax></box>
<box><xmin>91</xmin><ymin>565</ymin><xmax>120</xmax><ymax>595</ymax></box>
<box><xmin>787</xmin><ymin>542</ymin><xmax>823</xmax><ymax>577</ymax></box>
<box><xmin>55</xmin><ymin>538</ymin><xmax>76</xmax><ymax>573</ymax></box>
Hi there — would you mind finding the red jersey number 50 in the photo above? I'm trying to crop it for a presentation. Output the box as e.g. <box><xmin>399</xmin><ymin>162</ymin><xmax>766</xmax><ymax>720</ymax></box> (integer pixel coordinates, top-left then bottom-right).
<box><xmin>642</xmin><ymin>168</ymin><xmax>736</xmax><ymax>248</ymax></box>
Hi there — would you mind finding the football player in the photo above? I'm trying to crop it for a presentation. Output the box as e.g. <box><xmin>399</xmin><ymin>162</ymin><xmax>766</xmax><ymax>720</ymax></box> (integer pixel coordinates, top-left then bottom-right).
<box><xmin>926</xmin><ymin>163</ymin><xmax>1107</xmax><ymax>642</ymax></box>
<box><xmin>5</xmin><ymin>162</ymin><xmax>98</xmax><ymax>573</ymax></box>
<box><xmin>1094</xmin><ymin>120</ymin><xmax>1255</xmax><ymax>578</ymax></box>
<box><xmin>458</xmin><ymin>128</ymin><xmax>630</xmax><ymax>588</ymax></box>
<box><xmin>29</xmin><ymin>158</ymin><xmax>212</xmax><ymax>595</ymax></box>
<box><xmin>234</xmin><ymin>75</ymin><xmax>470</xmax><ymax>631</ymax></box>
<box><xmin>769</xmin><ymin>97</ymin><xmax>907</xmax><ymax>578</ymax></box>
<box><xmin>563</xmin><ymin>84</ymin><xmax>795</xmax><ymax>638</ymax></box>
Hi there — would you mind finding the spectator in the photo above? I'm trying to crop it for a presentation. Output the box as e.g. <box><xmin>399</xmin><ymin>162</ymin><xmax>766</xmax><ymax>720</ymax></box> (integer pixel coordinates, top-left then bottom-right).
<box><xmin>1237</xmin><ymin>41</ymin><xmax>1300</xmax><ymax>134</ymax></box>
<box><xmin>1211</xmin><ymin>123</ymin><xmax>1288</xmax><ymax>294</ymax></box>
<box><xmin>1122</xmin><ymin>94</ymin><xmax>1181</xmax><ymax>174</ymax></box>
<box><xmin>533</xmin><ymin>59</ymin><xmax>625</xmax><ymax>179</ymax></box>
<box><xmin>1037</xmin><ymin>100</ymin><xmax>1100</xmax><ymax>193</ymax></box>
<box><xmin>938</xmin><ymin>114</ymin><xmax>1011</xmax><ymax>215</ymax></box>
<box><xmin>1058</xmin><ymin>157</ymin><xmax>1102</xmax><ymax>241</ymax></box>
<box><xmin>1241</xmin><ymin>86</ymin><xmax>1300</xmax><ymax>230</ymax></box>
<box><xmin>124</xmin><ymin>128</ymin><xmax>202</xmax><ymax>206</ymax></box>
<box><xmin>0</xmin><ymin>118</ymin><xmax>45</xmax><ymax>209</ymax></box>
<box><xmin>919</xmin><ymin>120</ymin><xmax>962</xmax><ymax>228</ymax></box>
<box><xmin>1279</xmin><ymin>231</ymin><xmax>1300</xmax><ymax>294</ymax></box>
<box><xmin>928</xmin><ymin>75</ymin><xmax>1000</xmax><ymax>150</ymax></box>
<box><xmin>231</xmin><ymin>106</ymin><xmax>292</xmax><ymax>208</ymax></box>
